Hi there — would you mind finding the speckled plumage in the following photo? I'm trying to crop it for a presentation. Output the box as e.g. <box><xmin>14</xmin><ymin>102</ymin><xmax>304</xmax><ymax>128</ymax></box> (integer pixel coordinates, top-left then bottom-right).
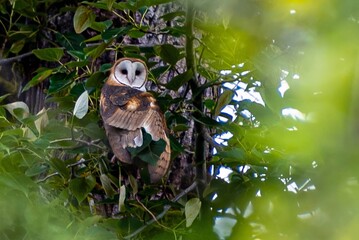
<box><xmin>100</xmin><ymin>58</ymin><xmax>170</xmax><ymax>183</ymax></box>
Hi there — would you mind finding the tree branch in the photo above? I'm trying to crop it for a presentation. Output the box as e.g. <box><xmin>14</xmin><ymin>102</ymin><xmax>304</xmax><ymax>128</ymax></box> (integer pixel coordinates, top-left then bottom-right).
<box><xmin>185</xmin><ymin>1</ymin><xmax>207</xmax><ymax>192</ymax></box>
<box><xmin>0</xmin><ymin>51</ymin><xmax>34</xmax><ymax>65</ymax></box>
<box><xmin>0</xmin><ymin>44</ymin><xmax>183</xmax><ymax>65</ymax></box>
<box><xmin>36</xmin><ymin>172</ymin><xmax>60</xmax><ymax>183</ymax></box>
<box><xmin>123</xmin><ymin>180</ymin><xmax>199</xmax><ymax>239</ymax></box>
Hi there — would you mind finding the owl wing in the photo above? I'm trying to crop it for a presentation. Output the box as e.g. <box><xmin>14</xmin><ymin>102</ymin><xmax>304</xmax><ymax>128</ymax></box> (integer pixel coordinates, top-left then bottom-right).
<box><xmin>100</xmin><ymin>84</ymin><xmax>171</xmax><ymax>182</ymax></box>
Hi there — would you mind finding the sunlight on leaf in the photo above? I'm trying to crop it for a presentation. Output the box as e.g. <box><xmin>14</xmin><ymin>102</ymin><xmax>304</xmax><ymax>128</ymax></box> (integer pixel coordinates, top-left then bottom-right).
<box><xmin>185</xmin><ymin>198</ymin><xmax>201</xmax><ymax>227</ymax></box>
<box><xmin>73</xmin><ymin>90</ymin><xmax>89</xmax><ymax>119</ymax></box>
<box><xmin>215</xmin><ymin>90</ymin><xmax>234</xmax><ymax>117</ymax></box>
<box><xmin>4</xmin><ymin>101</ymin><xmax>29</xmax><ymax>119</ymax></box>
<box><xmin>23</xmin><ymin>69</ymin><xmax>53</xmax><ymax>92</ymax></box>
<box><xmin>100</xmin><ymin>174</ymin><xmax>117</xmax><ymax>197</ymax></box>
<box><xmin>119</xmin><ymin>185</ymin><xmax>126</xmax><ymax>213</ymax></box>
<box><xmin>34</xmin><ymin>108</ymin><xmax>48</xmax><ymax>135</ymax></box>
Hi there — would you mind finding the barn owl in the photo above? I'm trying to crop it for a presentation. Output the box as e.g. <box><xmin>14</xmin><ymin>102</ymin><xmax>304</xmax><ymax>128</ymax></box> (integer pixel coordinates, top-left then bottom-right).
<box><xmin>100</xmin><ymin>58</ymin><xmax>171</xmax><ymax>183</ymax></box>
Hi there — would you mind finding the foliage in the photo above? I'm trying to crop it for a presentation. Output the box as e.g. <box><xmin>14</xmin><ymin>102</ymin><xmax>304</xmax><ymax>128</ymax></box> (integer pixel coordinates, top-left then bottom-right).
<box><xmin>1</xmin><ymin>0</ymin><xmax>359</xmax><ymax>239</ymax></box>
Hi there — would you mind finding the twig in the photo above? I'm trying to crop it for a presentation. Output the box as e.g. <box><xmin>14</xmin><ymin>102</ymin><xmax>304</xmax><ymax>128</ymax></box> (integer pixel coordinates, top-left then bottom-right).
<box><xmin>36</xmin><ymin>159</ymin><xmax>91</xmax><ymax>183</ymax></box>
<box><xmin>36</xmin><ymin>172</ymin><xmax>60</xmax><ymax>183</ymax></box>
<box><xmin>66</xmin><ymin>159</ymin><xmax>91</xmax><ymax>168</ymax></box>
<box><xmin>123</xmin><ymin>181</ymin><xmax>199</xmax><ymax>239</ymax></box>
<box><xmin>135</xmin><ymin>195</ymin><xmax>169</xmax><ymax>230</ymax></box>
<box><xmin>0</xmin><ymin>51</ymin><xmax>33</xmax><ymax>64</ymax></box>
<box><xmin>49</xmin><ymin>138</ymin><xmax>106</xmax><ymax>150</ymax></box>
<box><xmin>185</xmin><ymin>1</ymin><xmax>207</xmax><ymax>189</ymax></box>
<box><xmin>203</xmin><ymin>131</ymin><xmax>223</xmax><ymax>150</ymax></box>
<box><xmin>0</xmin><ymin>44</ymin><xmax>183</xmax><ymax>65</ymax></box>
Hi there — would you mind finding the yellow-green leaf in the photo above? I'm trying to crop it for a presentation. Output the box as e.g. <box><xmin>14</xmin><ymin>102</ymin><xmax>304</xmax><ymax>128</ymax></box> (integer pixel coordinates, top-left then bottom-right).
<box><xmin>105</xmin><ymin>0</ymin><xmax>116</xmax><ymax>10</ymax></box>
<box><xmin>23</xmin><ymin>69</ymin><xmax>53</xmax><ymax>92</ymax></box>
<box><xmin>185</xmin><ymin>198</ymin><xmax>201</xmax><ymax>227</ymax></box>
<box><xmin>34</xmin><ymin>108</ymin><xmax>48</xmax><ymax>135</ymax></box>
<box><xmin>119</xmin><ymin>185</ymin><xmax>126</xmax><ymax>213</ymax></box>
<box><xmin>10</xmin><ymin>40</ymin><xmax>25</xmax><ymax>54</ymax></box>
<box><xmin>4</xmin><ymin>101</ymin><xmax>29</xmax><ymax>119</ymax></box>
<box><xmin>73</xmin><ymin>6</ymin><xmax>95</xmax><ymax>34</ymax></box>
<box><xmin>214</xmin><ymin>90</ymin><xmax>234</xmax><ymax>117</ymax></box>
<box><xmin>100</xmin><ymin>174</ymin><xmax>116</xmax><ymax>197</ymax></box>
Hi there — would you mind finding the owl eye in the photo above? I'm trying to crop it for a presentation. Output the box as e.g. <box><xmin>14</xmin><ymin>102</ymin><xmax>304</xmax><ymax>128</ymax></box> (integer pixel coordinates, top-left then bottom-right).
<box><xmin>121</xmin><ymin>69</ymin><xmax>128</xmax><ymax>75</ymax></box>
<box><xmin>135</xmin><ymin>70</ymin><xmax>141</xmax><ymax>76</ymax></box>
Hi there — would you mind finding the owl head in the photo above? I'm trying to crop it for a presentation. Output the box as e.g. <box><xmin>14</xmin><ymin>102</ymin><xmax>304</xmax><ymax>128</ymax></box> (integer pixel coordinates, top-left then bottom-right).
<box><xmin>111</xmin><ymin>58</ymin><xmax>148</xmax><ymax>91</ymax></box>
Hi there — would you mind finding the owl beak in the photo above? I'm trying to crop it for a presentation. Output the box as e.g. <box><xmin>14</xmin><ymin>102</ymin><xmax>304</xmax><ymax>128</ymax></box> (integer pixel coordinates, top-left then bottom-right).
<box><xmin>128</xmin><ymin>66</ymin><xmax>136</xmax><ymax>83</ymax></box>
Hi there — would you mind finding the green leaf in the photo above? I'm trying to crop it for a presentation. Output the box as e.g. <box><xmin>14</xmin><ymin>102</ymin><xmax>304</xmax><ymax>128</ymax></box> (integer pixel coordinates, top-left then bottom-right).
<box><xmin>100</xmin><ymin>174</ymin><xmax>116</xmax><ymax>197</ymax></box>
<box><xmin>102</xmin><ymin>26</ymin><xmax>131</xmax><ymax>42</ymax></box>
<box><xmin>73</xmin><ymin>6</ymin><xmax>95</xmax><ymax>34</ymax></box>
<box><xmin>25</xmin><ymin>163</ymin><xmax>49</xmax><ymax>177</ymax></box>
<box><xmin>185</xmin><ymin>198</ymin><xmax>201</xmax><ymax>227</ymax></box>
<box><xmin>49</xmin><ymin>158</ymin><xmax>70</xmax><ymax>179</ymax></box>
<box><xmin>0</xmin><ymin>173</ymin><xmax>36</xmax><ymax>197</ymax></box>
<box><xmin>84</xmin><ymin>42</ymin><xmax>109</xmax><ymax>59</ymax></box>
<box><xmin>118</xmin><ymin>185</ymin><xmax>126</xmax><ymax>213</ymax></box>
<box><xmin>128</xmin><ymin>29</ymin><xmax>145</xmax><ymax>38</ymax></box>
<box><xmin>73</xmin><ymin>90</ymin><xmax>89</xmax><ymax>119</ymax></box>
<box><xmin>214</xmin><ymin>90</ymin><xmax>234</xmax><ymax>117</ymax></box>
<box><xmin>69</xmin><ymin>176</ymin><xmax>96</xmax><ymax>203</ymax></box>
<box><xmin>112</xmin><ymin>2</ymin><xmax>128</xmax><ymax>11</ymax></box>
<box><xmin>10</xmin><ymin>40</ymin><xmax>25</xmax><ymax>54</ymax></box>
<box><xmin>128</xmin><ymin>131</ymin><xmax>166</xmax><ymax>165</ymax></box>
<box><xmin>65</xmin><ymin>60</ymin><xmax>89</xmax><ymax>68</ymax></box>
<box><xmin>55</xmin><ymin>32</ymin><xmax>86</xmax><ymax>51</ymax></box>
<box><xmin>204</xmin><ymin>99</ymin><xmax>216</xmax><ymax>110</ymax></box>
<box><xmin>100</xmin><ymin>63</ymin><xmax>112</xmax><ymax>72</ymax></box>
<box><xmin>0</xmin><ymin>142</ymin><xmax>10</xmax><ymax>155</ymax></box>
<box><xmin>33</xmin><ymin>138</ymin><xmax>50</xmax><ymax>149</ymax></box>
<box><xmin>155</xmin><ymin>44</ymin><xmax>182</xmax><ymax>66</ymax></box>
<box><xmin>84</xmin><ymin>34</ymin><xmax>103</xmax><ymax>43</ymax></box>
<box><xmin>160</xmin><ymin>11</ymin><xmax>185</xmax><ymax>21</ymax></box>
<box><xmin>192</xmin><ymin>115</ymin><xmax>222</xmax><ymax>127</ymax></box>
<box><xmin>215</xmin><ymin>148</ymin><xmax>246</xmax><ymax>163</ymax></box>
<box><xmin>90</xmin><ymin>20</ymin><xmax>113</xmax><ymax>32</ymax></box>
<box><xmin>34</xmin><ymin>108</ymin><xmax>48</xmax><ymax>135</ymax></box>
<box><xmin>48</xmin><ymin>72</ymin><xmax>76</xmax><ymax>94</ymax></box>
<box><xmin>105</xmin><ymin>0</ymin><xmax>116</xmax><ymax>10</ymax></box>
<box><xmin>0</xmin><ymin>93</ymin><xmax>11</xmax><ymax>103</ymax></box>
<box><xmin>23</xmin><ymin>69</ymin><xmax>53</xmax><ymax>92</ymax></box>
<box><xmin>86</xmin><ymin>72</ymin><xmax>106</xmax><ymax>88</ymax></box>
<box><xmin>150</xmin><ymin>65</ymin><xmax>170</xmax><ymax>79</ymax></box>
<box><xmin>166</xmin><ymin>69</ymin><xmax>193</xmax><ymax>91</ymax></box>
<box><xmin>136</xmin><ymin>139</ymin><xmax>166</xmax><ymax>165</ymax></box>
<box><xmin>32</xmin><ymin>48</ymin><xmax>64</xmax><ymax>62</ymax></box>
<box><xmin>169</xmin><ymin>135</ymin><xmax>184</xmax><ymax>154</ymax></box>
<box><xmin>172</xmin><ymin>124</ymin><xmax>189</xmax><ymax>132</ymax></box>
<box><xmin>129</xmin><ymin>174</ymin><xmax>138</xmax><ymax>195</ymax></box>
<box><xmin>4</xmin><ymin>101</ymin><xmax>29</xmax><ymax>119</ymax></box>
<box><xmin>165</xmin><ymin>26</ymin><xmax>186</xmax><ymax>37</ymax></box>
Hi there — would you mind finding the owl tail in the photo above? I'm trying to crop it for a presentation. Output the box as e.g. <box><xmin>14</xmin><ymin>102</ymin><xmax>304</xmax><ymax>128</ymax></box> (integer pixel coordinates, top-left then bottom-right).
<box><xmin>148</xmin><ymin>135</ymin><xmax>171</xmax><ymax>183</ymax></box>
<box><xmin>105</xmin><ymin>125</ymin><xmax>134</xmax><ymax>164</ymax></box>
